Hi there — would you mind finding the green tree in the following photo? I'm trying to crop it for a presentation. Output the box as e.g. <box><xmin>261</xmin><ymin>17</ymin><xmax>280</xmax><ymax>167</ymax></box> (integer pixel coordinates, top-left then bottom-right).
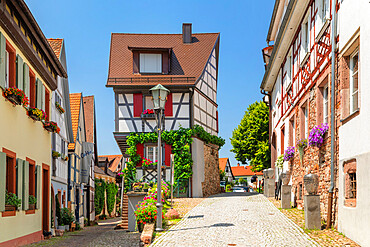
<box><xmin>230</xmin><ymin>101</ymin><xmax>270</xmax><ymax>172</ymax></box>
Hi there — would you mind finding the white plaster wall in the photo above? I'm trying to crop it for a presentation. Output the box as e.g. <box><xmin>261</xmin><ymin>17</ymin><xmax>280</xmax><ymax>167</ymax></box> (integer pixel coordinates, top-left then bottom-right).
<box><xmin>191</xmin><ymin>138</ymin><xmax>205</xmax><ymax>198</ymax></box>
<box><xmin>337</xmin><ymin>2</ymin><xmax>370</xmax><ymax>246</ymax></box>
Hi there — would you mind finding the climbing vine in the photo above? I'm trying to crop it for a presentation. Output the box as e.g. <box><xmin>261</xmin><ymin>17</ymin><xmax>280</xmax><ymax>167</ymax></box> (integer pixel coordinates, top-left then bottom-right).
<box><xmin>94</xmin><ymin>178</ymin><xmax>106</xmax><ymax>215</ymax></box>
<box><xmin>122</xmin><ymin>125</ymin><xmax>225</xmax><ymax>186</ymax></box>
<box><xmin>106</xmin><ymin>182</ymin><xmax>118</xmax><ymax>215</ymax></box>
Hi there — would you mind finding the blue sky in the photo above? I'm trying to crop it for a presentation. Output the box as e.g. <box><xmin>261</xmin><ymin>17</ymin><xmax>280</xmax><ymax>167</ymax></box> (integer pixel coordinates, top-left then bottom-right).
<box><xmin>26</xmin><ymin>0</ymin><xmax>275</xmax><ymax>167</ymax></box>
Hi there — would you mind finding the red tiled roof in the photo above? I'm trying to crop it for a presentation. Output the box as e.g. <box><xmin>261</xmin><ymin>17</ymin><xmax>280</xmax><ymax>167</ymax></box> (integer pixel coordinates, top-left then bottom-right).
<box><xmin>219</xmin><ymin>158</ymin><xmax>228</xmax><ymax>172</ymax></box>
<box><xmin>107</xmin><ymin>32</ymin><xmax>219</xmax><ymax>86</ymax></box>
<box><xmin>98</xmin><ymin>155</ymin><xmax>123</xmax><ymax>173</ymax></box>
<box><xmin>83</xmin><ymin>96</ymin><xmax>95</xmax><ymax>144</ymax></box>
<box><xmin>47</xmin><ymin>38</ymin><xmax>63</xmax><ymax>59</ymax></box>
<box><xmin>231</xmin><ymin>164</ymin><xmax>263</xmax><ymax>177</ymax></box>
<box><xmin>68</xmin><ymin>93</ymin><xmax>82</xmax><ymax>150</ymax></box>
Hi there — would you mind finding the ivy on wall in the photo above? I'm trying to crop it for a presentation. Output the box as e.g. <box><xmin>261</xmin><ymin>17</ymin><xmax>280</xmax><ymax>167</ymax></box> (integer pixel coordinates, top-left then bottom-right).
<box><xmin>122</xmin><ymin>125</ymin><xmax>225</xmax><ymax>187</ymax></box>
<box><xmin>94</xmin><ymin>178</ymin><xmax>106</xmax><ymax>215</ymax></box>
<box><xmin>106</xmin><ymin>182</ymin><xmax>118</xmax><ymax>215</ymax></box>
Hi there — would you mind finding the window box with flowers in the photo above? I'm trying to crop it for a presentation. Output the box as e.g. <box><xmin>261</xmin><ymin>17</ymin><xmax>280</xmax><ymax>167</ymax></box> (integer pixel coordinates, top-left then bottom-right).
<box><xmin>43</xmin><ymin>121</ymin><xmax>60</xmax><ymax>134</ymax></box>
<box><xmin>142</xmin><ymin>157</ymin><xmax>158</xmax><ymax>169</ymax></box>
<box><xmin>5</xmin><ymin>192</ymin><xmax>21</xmax><ymax>212</ymax></box>
<box><xmin>141</xmin><ymin>109</ymin><xmax>155</xmax><ymax>119</ymax></box>
<box><xmin>55</xmin><ymin>102</ymin><xmax>65</xmax><ymax>114</ymax></box>
<box><xmin>28</xmin><ymin>195</ymin><xmax>37</xmax><ymax>210</ymax></box>
<box><xmin>308</xmin><ymin>123</ymin><xmax>329</xmax><ymax>148</ymax></box>
<box><xmin>27</xmin><ymin>107</ymin><xmax>47</xmax><ymax>121</ymax></box>
<box><xmin>284</xmin><ymin>146</ymin><xmax>295</xmax><ymax>162</ymax></box>
<box><xmin>52</xmin><ymin>151</ymin><xmax>61</xmax><ymax>159</ymax></box>
<box><xmin>61</xmin><ymin>153</ymin><xmax>68</xmax><ymax>161</ymax></box>
<box><xmin>3</xmin><ymin>87</ymin><xmax>29</xmax><ymax>107</ymax></box>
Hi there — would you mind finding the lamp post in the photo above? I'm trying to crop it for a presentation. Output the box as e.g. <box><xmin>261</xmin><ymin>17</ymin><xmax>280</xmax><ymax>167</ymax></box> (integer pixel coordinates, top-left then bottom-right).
<box><xmin>150</xmin><ymin>84</ymin><xmax>170</xmax><ymax>231</ymax></box>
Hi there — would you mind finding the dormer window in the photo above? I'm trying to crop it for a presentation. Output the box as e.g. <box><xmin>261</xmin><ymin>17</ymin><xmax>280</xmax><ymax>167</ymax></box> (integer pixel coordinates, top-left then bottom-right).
<box><xmin>140</xmin><ymin>53</ymin><xmax>162</xmax><ymax>73</ymax></box>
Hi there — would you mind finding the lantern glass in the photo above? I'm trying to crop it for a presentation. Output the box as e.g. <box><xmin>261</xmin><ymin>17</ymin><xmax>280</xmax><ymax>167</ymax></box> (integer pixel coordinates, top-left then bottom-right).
<box><xmin>150</xmin><ymin>84</ymin><xmax>170</xmax><ymax>110</ymax></box>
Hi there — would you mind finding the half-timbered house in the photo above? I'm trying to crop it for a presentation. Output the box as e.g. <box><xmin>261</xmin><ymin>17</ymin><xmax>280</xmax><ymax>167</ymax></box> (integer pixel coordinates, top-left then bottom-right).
<box><xmin>106</xmin><ymin>23</ymin><xmax>220</xmax><ymax>197</ymax></box>
<box><xmin>261</xmin><ymin>0</ymin><xmax>336</xmax><ymax>223</ymax></box>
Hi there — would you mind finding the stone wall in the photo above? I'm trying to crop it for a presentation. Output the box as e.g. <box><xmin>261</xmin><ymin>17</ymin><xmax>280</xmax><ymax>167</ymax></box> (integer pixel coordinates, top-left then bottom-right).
<box><xmin>201</xmin><ymin>143</ymin><xmax>221</xmax><ymax>197</ymax></box>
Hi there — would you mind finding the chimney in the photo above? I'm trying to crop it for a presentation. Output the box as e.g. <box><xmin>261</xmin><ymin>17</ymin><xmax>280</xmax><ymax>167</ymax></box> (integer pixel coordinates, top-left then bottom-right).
<box><xmin>182</xmin><ymin>23</ymin><xmax>192</xmax><ymax>43</ymax></box>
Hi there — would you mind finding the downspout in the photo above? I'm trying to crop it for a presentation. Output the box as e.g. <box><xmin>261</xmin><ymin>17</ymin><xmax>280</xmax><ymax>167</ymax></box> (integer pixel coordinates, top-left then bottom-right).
<box><xmin>326</xmin><ymin>0</ymin><xmax>337</xmax><ymax>229</ymax></box>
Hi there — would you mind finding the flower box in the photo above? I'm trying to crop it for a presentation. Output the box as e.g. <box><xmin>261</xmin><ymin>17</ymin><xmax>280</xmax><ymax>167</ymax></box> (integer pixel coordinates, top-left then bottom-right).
<box><xmin>3</xmin><ymin>87</ymin><xmax>29</xmax><ymax>107</ymax></box>
<box><xmin>43</xmin><ymin>121</ymin><xmax>60</xmax><ymax>134</ymax></box>
<box><xmin>55</xmin><ymin>102</ymin><xmax>65</xmax><ymax>114</ymax></box>
<box><xmin>141</xmin><ymin>113</ymin><xmax>156</xmax><ymax>119</ymax></box>
<box><xmin>27</xmin><ymin>107</ymin><xmax>46</xmax><ymax>121</ymax></box>
<box><xmin>29</xmin><ymin>204</ymin><xmax>36</xmax><ymax>210</ymax></box>
<box><xmin>5</xmin><ymin>205</ymin><xmax>16</xmax><ymax>211</ymax></box>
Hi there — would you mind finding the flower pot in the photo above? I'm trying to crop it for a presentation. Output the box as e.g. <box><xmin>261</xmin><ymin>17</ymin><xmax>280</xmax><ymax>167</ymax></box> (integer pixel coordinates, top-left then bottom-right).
<box><xmin>65</xmin><ymin>225</ymin><xmax>70</xmax><ymax>231</ymax></box>
<box><xmin>5</xmin><ymin>205</ymin><xmax>16</xmax><ymax>211</ymax></box>
<box><xmin>44</xmin><ymin>125</ymin><xmax>55</xmax><ymax>132</ymax></box>
<box><xmin>298</xmin><ymin>147</ymin><xmax>304</xmax><ymax>165</ymax></box>
<box><xmin>281</xmin><ymin>171</ymin><xmax>290</xmax><ymax>185</ymax></box>
<box><xmin>29</xmin><ymin>204</ymin><xmax>36</xmax><ymax>210</ymax></box>
<box><xmin>5</xmin><ymin>94</ymin><xmax>21</xmax><ymax>105</ymax></box>
<box><xmin>27</xmin><ymin>111</ymin><xmax>41</xmax><ymax>121</ymax></box>
<box><xmin>303</xmin><ymin>173</ymin><xmax>319</xmax><ymax>195</ymax></box>
<box><xmin>137</xmin><ymin>222</ymin><xmax>144</xmax><ymax>232</ymax></box>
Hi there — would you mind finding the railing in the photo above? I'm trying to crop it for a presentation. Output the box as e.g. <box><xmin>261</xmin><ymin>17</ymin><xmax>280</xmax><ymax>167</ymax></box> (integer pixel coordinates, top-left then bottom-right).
<box><xmin>107</xmin><ymin>77</ymin><xmax>196</xmax><ymax>85</ymax></box>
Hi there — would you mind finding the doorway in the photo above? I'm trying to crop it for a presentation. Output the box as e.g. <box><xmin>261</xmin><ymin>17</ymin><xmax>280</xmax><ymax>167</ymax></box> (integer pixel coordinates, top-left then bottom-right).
<box><xmin>42</xmin><ymin>165</ymin><xmax>50</xmax><ymax>232</ymax></box>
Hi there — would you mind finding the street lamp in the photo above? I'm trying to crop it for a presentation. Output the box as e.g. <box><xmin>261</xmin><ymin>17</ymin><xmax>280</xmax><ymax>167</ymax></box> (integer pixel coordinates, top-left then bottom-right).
<box><xmin>150</xmin><ymin>84</ymin><xmax>170</xmax><ymax>231</ymax></box>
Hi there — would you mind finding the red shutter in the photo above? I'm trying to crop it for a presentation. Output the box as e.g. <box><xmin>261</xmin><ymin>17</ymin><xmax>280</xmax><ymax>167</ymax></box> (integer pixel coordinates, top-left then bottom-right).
<box><xmin>133</xmin><ymin>93</ymin><xmax>143</xmax><ymax>117</ymax></box>
<box><xmin>136</xmin><ymin>143</ymin><xmax>144</xmax><ymax>167</ymax></box>
<box><xmin>165</xmin><ymin>144</ymin><xmax>171</xmax><ymax>167</ymax></box>
<box><xmin>164</xmin><ymin>93</ymin><xmax>173</xmax><ymax>116</ymax></box>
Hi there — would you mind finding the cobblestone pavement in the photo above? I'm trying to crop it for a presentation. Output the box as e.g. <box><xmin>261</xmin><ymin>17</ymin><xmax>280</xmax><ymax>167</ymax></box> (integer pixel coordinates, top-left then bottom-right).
<box><xmin>28</xmin><ymin>218</ymin><xmax>140</xmax><ymax>247</ymax></box>
<box><xmin>151</xmin><ymin>193</ymin><xmax>319</xmax><ymax>247</ymax></box>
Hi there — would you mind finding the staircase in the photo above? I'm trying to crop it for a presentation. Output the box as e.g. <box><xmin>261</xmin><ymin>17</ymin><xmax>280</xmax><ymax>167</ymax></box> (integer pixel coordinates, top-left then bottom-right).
<box><xmin>115</xmin><ymin>194</ymin><xmax>128</xmax><ymax>230</ymax></box>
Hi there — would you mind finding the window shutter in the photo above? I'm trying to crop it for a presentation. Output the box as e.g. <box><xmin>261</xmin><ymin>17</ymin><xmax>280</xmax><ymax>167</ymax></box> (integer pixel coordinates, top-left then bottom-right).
<box><xmin>133</xmin><ymin>51</ymin><xmax>139</xmax><ymax>74</ymax></box>
<box><xmin>41</xmin><ymin>84</ymin><xmax>45</xmax><ymax>111</ymax></box>
<box><xmin>0</xmin><ymin>32</ymin><xmax>6</xmax><ymax>89</ymax></box>
<box><xmin>36</xmin><ymin>78</ymin><xmax>42</xmax><ymax>109</ymax></box>
<box><xmin>23</xmin><ymin>63</ymin><xmax>30</xmax><ymax>99</ymax></box>
<box><xmin>133</xmin><ymin>93</ymin><xmax>143</xmax><ymax>117</ymax></box>
<box><xmin>16</xmin><ymin>55</ymin><xmax>24</xmax><ymax>90</ymax></box>
<box><xmin>16</xmin><ymin>159</ymin><xmax>24</xmax><ymax>210</ymax></box>
<box><xmin>35</xmin><ymin>165</ymin><xmax>41</xmax><ymax>209</ymax></box>
<box><xmin>165</xmin><ymin>144</ymin><xmax>171</xmax><ymax>167</ymax></box>
<box><xmin>136</xmin><ymin>143</ymin><xmax>144</xmax><ymax>166</ymax></box>
<box><xmin>0</xmin><ymin>152</ymin><xmax>6</xmax><ymax>212</ymax></box>
<box><xmin>164</xmin><ymin>93</ymin><xmax>173</xmax><ymax>116</ymax></box>
<box><xmin>22</xmin><ymin>160</ymin><xmax>29</xmax><ymax>210</ymax></box>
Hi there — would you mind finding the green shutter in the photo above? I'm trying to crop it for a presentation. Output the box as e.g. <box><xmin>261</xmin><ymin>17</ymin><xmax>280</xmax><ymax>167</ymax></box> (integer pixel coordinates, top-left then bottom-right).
<box><xmin>23</xmin><ymin>63</ymin><xmax>30</xmax><ymax>99</ymax></box>
<box><xmin>16</xmin><ymin>159</ymin><xmax>24</xmax><ymax>210</ymax></box>
<box><xmin>41</xmin><ymin>84</ymin><xmax>45</xmax><ymax>111</ymax></box>
<box><xmin>36</xmin><ymin>78</ymin><xmax>42</xmax><ymax>109</ymax></box>
<box><xmin>22</xmin><ymin>160</ymin><xmax>29</xmax><ymax>210</ymax></box>
<box><xmin>35</xmin><ymin>165</ymin><xmax>41</xmax><ymax>209</ymax></box>
<box><xmin>0</xmin><ymin>32</ymin><xmax>6</xmax><ymax>90</ymax></box>
<box><xmin>0</xmin><ymin>152</ymin><xmax>6</xmax><ymax>212</ymax></box>
<box><xmin>16</xmin><ymin>55</ymin><xmax>23</xmax><ymax>90</ymax></box>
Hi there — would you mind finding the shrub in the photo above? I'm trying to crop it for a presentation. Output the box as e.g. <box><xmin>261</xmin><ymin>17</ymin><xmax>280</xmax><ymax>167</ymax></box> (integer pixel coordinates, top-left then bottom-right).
<box><xmin>61</xmin><ymin>207</ymin><xmax>75</xmax><ymax>226</ymax></box>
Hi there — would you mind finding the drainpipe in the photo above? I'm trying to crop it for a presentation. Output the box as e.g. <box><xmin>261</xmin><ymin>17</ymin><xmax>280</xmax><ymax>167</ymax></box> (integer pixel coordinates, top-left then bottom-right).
<box><xmin>326</xmin><ymin>0</ymin><xmax>337</xmax><ymax>229</ymax></box>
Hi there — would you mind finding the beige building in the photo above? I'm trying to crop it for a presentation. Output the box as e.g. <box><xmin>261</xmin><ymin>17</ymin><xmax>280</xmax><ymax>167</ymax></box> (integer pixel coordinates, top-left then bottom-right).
<box><xmin>0</xmin><ymin>0</ymin><xmax>66</xmax><ymax>245</ymax></box>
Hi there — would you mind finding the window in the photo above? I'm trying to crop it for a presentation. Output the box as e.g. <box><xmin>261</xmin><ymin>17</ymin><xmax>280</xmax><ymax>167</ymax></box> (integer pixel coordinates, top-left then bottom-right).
<box><xmin>5</xmin><ymin>50</ymin><xmax>9</xmax><ymax>88</ymax></box>
<box><xmin>302</xmin><ymin>18</ymin><xmax>309</xmax><ymax>54</ymax></box>
<box><xmin>281</xmin><ymin>126</ymin><xmax>285</xmax><ymax>155</ymax></box>
<box><xmin>349</xmin><ymin>173</ymin><xmax>356</xmax><ymax>199</ymax></box>
<box><xmin>286</xmin><ymin>50</ymin><xmax>293</xmax><ymax>89</ymax></box>
<box><xmin>3</xmin><ymin>148</ymin><xmax>16</xmax><ymax>195</ymax></box>
<box><xmin>300</xmin><ymin>104</ymin><xmax>309</xmax><ymax>139</ymax></box>
<box><xmin>323</xmin><ymin>85</ymin><xmax>329</xmax><ymax>123</ymax></box>
<box><xmin>145</xmin><ymin>96</ymin><xmax>154</xmax><ymax>110</ymax></box>
<box><xmin>350</xmin><ymin>50</ymin><xmax>359</xmax><ymax>113</ymax></box>
<box><xmin>5</xmin><ymin>41</ymin><xmax>16</xmax><ymax>88</ymax></box>
<box><xmin>27</xmin><ymin>158</ymin><xmax>36</xmax><ymax>197</ymax></box>
<box><xmin>322</xmin><ymin>0</ymin><xmax>328</xmax><ymax>21</ymax></box>
<box><xmin>289</xmin><ymin>117</ymin><xmax>295</xmax><ymax>146</ymax></box>
<box><xmin>140</xmin><ymin>54</ymin><xmax>162</xmax><ymax>73</ymax></box>
<box><xmin>304</xmin><ymin>106</ymin><xmax>308</xmax><ymax>138</ymax></box>
<box><xmin>29</xmin><ymin>69</ymin><xmax>36</xmax><ymax>108</ymax></box>
<box><xmin>344</xmin><ymin>160</ymin><xmax>356</xmax><ymax>207</ymax></box>
<box><xmin>146</xmin><ymin>145</ymin><xmax>158</xmax><ymax>162</ymax></box>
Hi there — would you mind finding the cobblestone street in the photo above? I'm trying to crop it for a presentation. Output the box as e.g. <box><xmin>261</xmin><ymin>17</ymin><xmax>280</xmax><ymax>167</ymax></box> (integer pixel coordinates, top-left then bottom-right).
<box><xmin>151</xmin><ymin>193</ymin><xmax>319</xmax><ymax>247</ymax></box>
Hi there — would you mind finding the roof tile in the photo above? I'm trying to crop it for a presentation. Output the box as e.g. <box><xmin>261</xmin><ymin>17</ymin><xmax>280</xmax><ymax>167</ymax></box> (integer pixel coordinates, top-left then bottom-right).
<box><xmin>68</xmin><ymin>93</ymin><xmax>82</xmax><ymax>150</ymax></box>
<box><xmin>47</xmin><ymin>38</ymin><xmax>63</xmax><ymax>59</ymax></box>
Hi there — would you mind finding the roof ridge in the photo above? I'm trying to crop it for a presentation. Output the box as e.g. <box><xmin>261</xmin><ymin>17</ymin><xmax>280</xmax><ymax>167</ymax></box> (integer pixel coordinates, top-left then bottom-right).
<box><xmin>112</xmin><ymin>32</ymin><xmax>219</xmax><ymax>36</ymax></box>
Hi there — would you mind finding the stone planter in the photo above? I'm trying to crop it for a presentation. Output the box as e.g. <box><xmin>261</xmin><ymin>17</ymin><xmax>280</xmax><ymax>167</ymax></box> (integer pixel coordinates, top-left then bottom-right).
<box><xmin>304</xmin><ymin>173</ymin><xmax>319</xmax><ymax>195</ymax></box>
<box><xmin>281</xmin><ymin>171</ymin><xmax>290</xmax><ymax>185</ymax></box>
<box><xmin>266</xmin><ymin>168</ymin><xmax>274</xmax><ymax>179</ymax></box>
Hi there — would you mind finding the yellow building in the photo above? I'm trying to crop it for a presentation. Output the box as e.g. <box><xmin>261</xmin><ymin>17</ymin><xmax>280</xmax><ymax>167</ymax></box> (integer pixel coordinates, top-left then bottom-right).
<box><xmin>0</xmin><ymin>1</ymin><xmax>66</xmax><ymax>245</ymax></box>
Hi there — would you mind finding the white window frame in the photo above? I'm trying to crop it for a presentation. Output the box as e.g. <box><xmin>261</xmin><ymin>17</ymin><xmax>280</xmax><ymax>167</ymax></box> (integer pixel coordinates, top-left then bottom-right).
<box><xmin>350</xmin><ymin>49</ymin><xmax>359</xmax><ymax>113</ymax></box>
<box><xmin>286</xmin><ymin>49</ymin><xmax>293</xmax><ymax>90</ymax></box>
<box><xmin>323</xmin><ymin>85</ymin><xmax>329</xmax><ymax>123</ymax></box>
<box><xmin>5</xmin><ymin>50</ymin><xmax>9</xmax><ymax>88</ymax></box>
<box><xmin>146</xmin><ymin>145</ymin><xmax>158</xmax><ymax>162</ymax></box>
<box><xmin>139</xmin><ymin>53</ymin><xmax>162</xmax><ymax>73</ymax></box>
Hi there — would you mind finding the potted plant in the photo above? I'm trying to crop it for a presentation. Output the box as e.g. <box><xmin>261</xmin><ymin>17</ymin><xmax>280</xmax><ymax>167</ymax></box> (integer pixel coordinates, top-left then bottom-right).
<box><xmin>141</xmin><ymin>109</ymin><xmax>155</xmax><ymax>119</ymax></box>
<box><xmin>5</xmin><ymin>192</ymin><xmax>21</xmax><ymax>211</ymax></box>
<box><xmin>43</xmin><ymin>121</ymin><xmax>60</xmax><ymax>134</ymax></box>
<box><xmin>52</xmin><ymin>151</ymin><xmax>61</xmax><ymax>159</ymax></box>
<box><xmin>55</xmin><ymin>102</ymin><xmax>65</xmax><ymax>114</ymax></box>
<box><xmin>61</xmin><ymin>207</ymin><xmax>75</xmax><ymax>231</ymax></box>
<box><xmin>308</xmin><ymin>123</ymin><xmax>329</xmax><ymax>148</ymax></box>
<box><xmin>142</xmin><ymin>158</ymin><xmax>157</xmax><ymax>169</ymax></box>
<box><xmin>297</xmin><ymin>139</ymin><xmax>308</xmax><ymax>165</ymax></box>
<box><xmin>27</xmin><ymin>107</ymin><xmax>46</xmax><ymax>121</ymax></box>
<box><xmin>28</xmin><ymin>195</ymin><xmax>37</xmax><ymax>210</ymax></box>
<box><xmin>134</xmin><ymin>204</ymin><xmax>157</xmax><ymax>232</ymax></box>
<box><xmin>3</xmin><ymin>87</ymin><xmax>29</xmax><ymax>107</ymax></box>
<box><xmin>283</xmin><ymin>146</ymin><xmax>295</xmax><ymax>162</ymax></box>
